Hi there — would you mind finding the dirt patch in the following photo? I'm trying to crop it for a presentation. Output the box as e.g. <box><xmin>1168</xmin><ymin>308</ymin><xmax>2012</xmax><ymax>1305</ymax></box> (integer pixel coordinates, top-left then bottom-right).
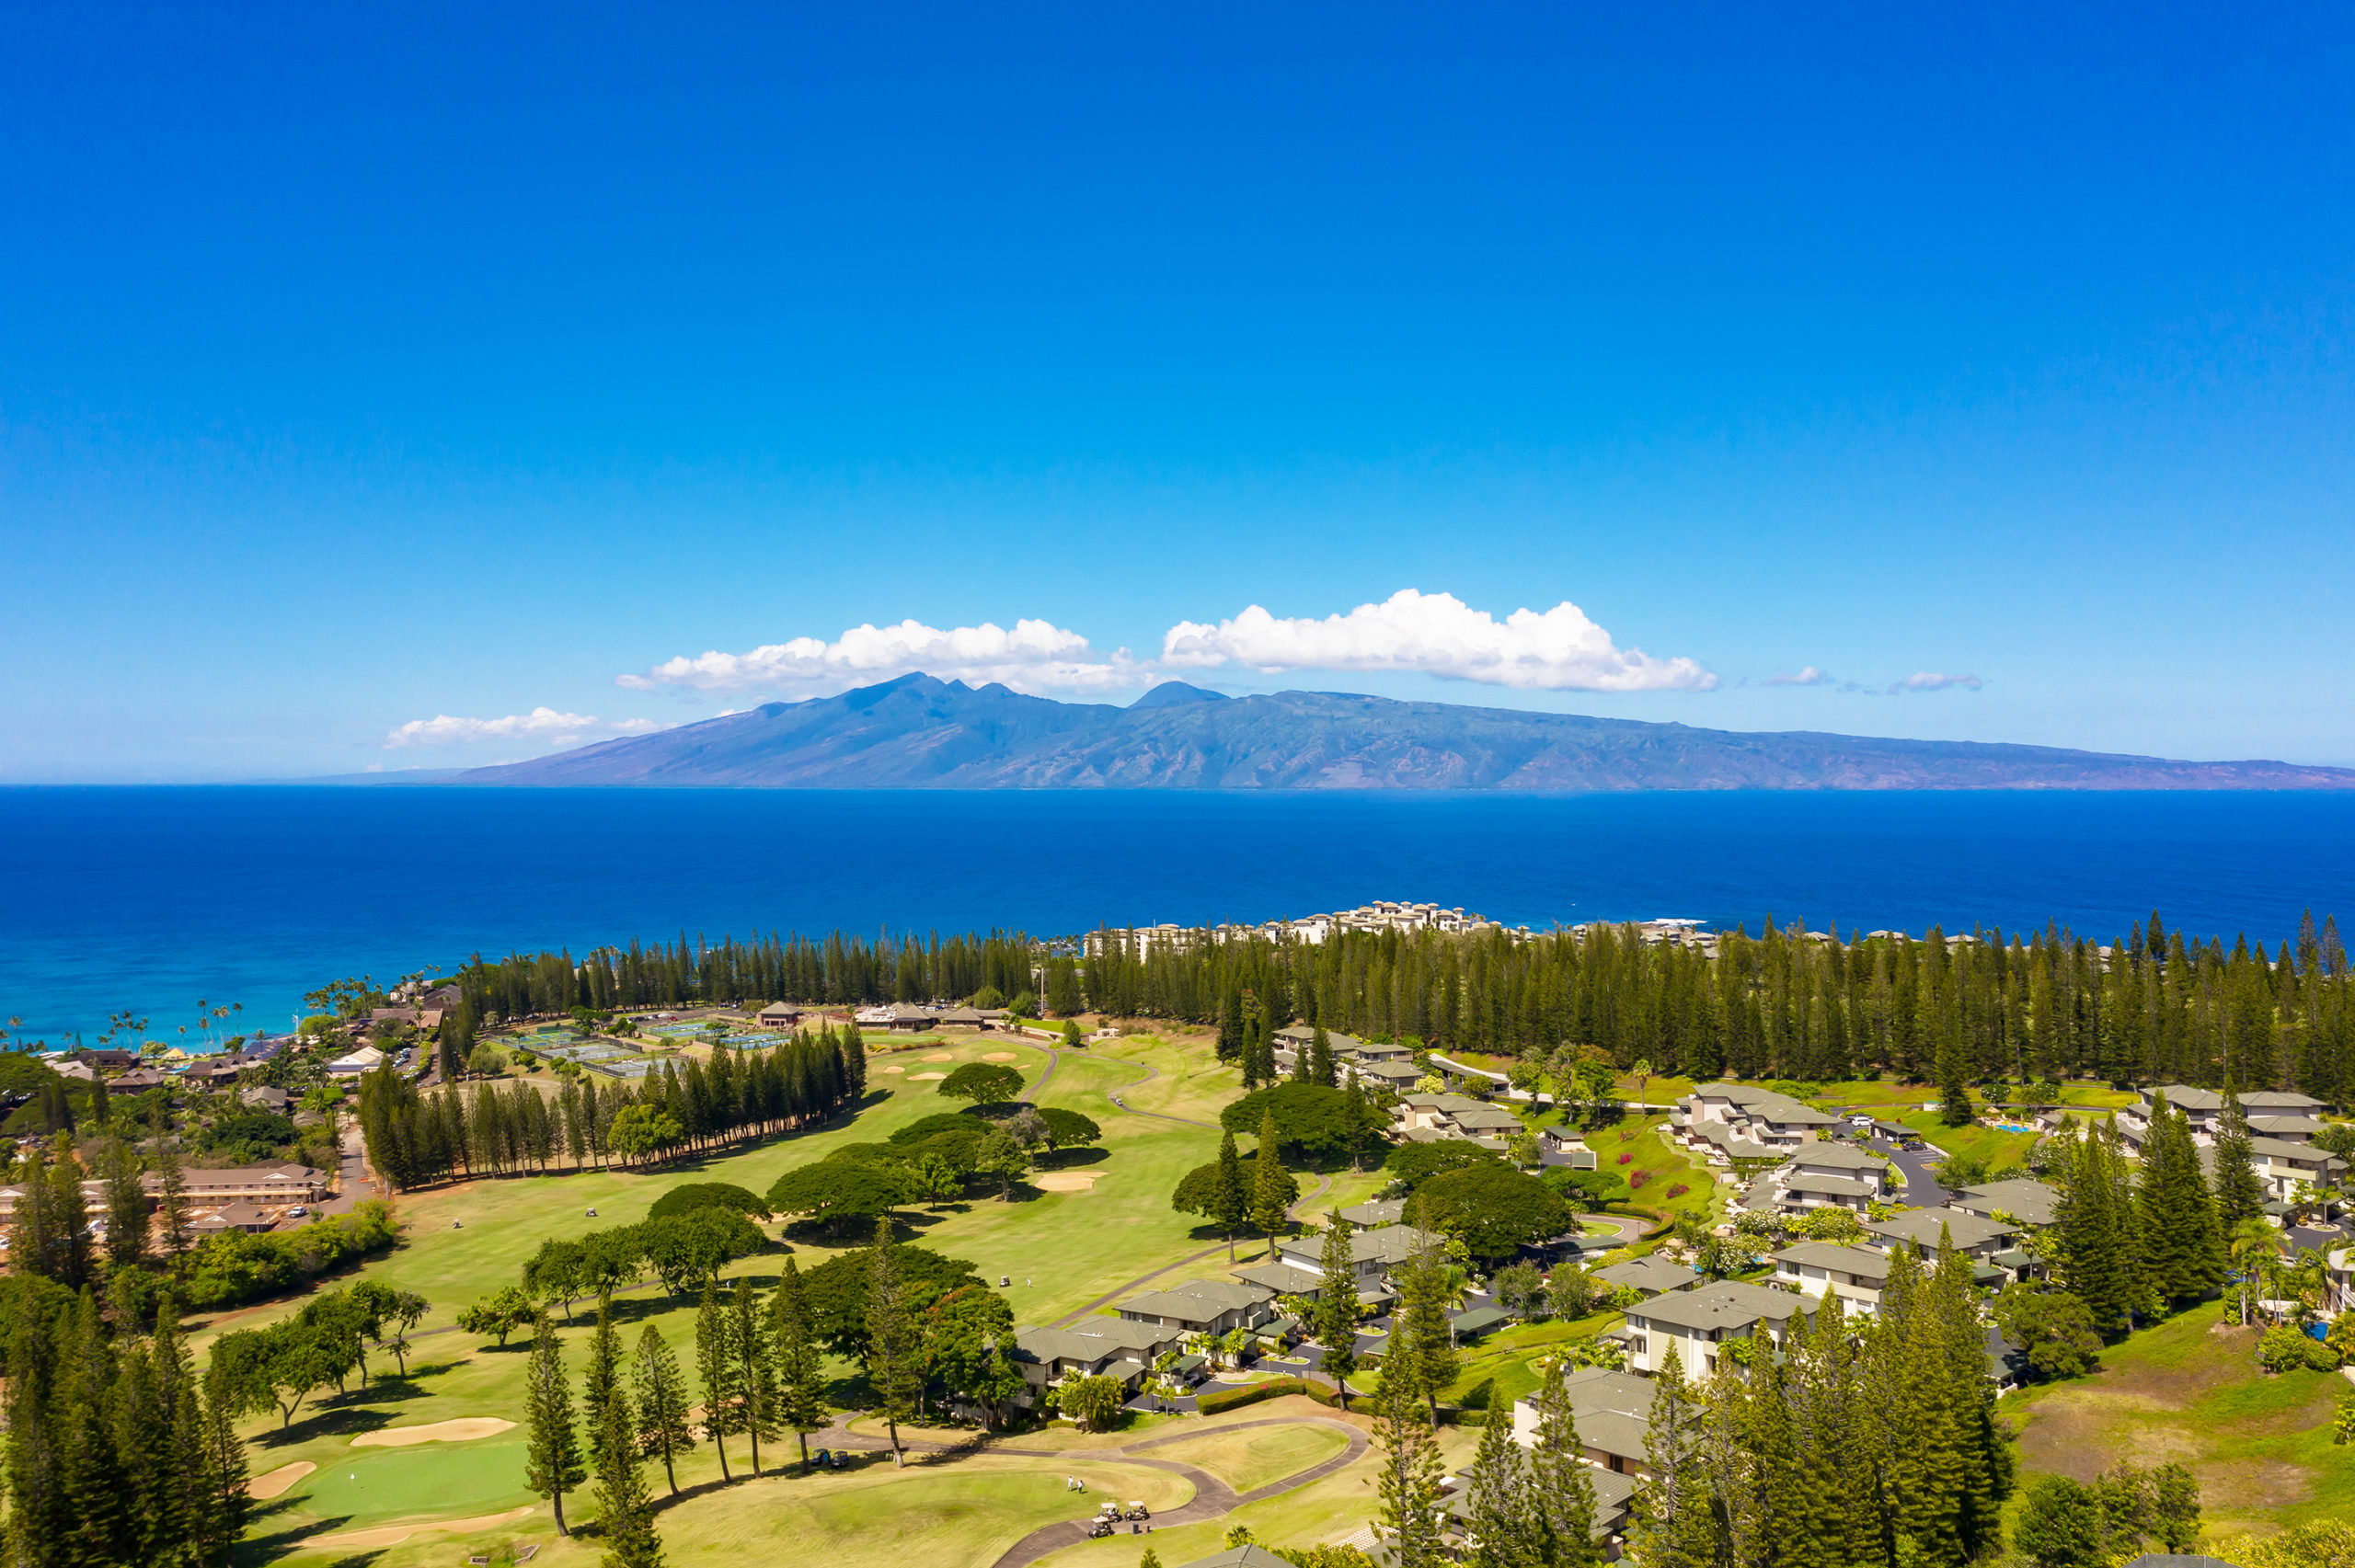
<box><xmin>982</xmin><ymin>1051</ymin><xmax>1018</xmax><ymax>1061</ymax></box>
<box><xmin>304</xmin><ymin>1505</ymin><xmax>535</xmax><ymax>1551</ymax></box>
<box><xmin>351</xmin><ymin>1417</ymin><xmax>516</xmax><ymax>1448</ymax></box>
<box><xmin>249</xmin><ymin>1461</ymin><xmax>315</xmax><ymax>1500</ymax></box>
<box><xmin>911</xmin><ymin>1071</ymin><xmax>947</xmax><ymax>1081</ymax></box>
<box><xmin>924</xmin><ymin>1052</ymin><xmax>955</xmax><ymax>1061</ymax></box>
<box><xmin>1032</xmin><ymin>1172</ymin><xmax>1101</xmax><ymax>1192</ymax></box>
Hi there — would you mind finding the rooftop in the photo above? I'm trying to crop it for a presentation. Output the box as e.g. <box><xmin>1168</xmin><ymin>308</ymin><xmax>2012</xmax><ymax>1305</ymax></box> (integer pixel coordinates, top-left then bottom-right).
<box><xmin>1628</xmin><ymin>1278</ymin><xmax>1819</xmax><ymax>1334</ymax></box>
<box><xmin>1862</xmin><ymin>1206</ymin><xmax>2016</xmax><ymax>1252</ymax></box>
<box><xmin>1774</xmin><ymin>1242</ymin><xmax>1894</xmax><ymax>1283</ymax></box>
<box><xmin>1951</xmin><ymin>1178</ymin><xmax>2062</xmax><ymax>1227</ymax></box>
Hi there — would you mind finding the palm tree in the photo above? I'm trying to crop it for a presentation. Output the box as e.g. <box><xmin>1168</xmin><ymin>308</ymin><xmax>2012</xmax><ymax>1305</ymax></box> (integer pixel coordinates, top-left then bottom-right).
<box><xmin>2229</xmin><ymin>1219</ymin><xmax>2281</xmax><ymax>1327</ymax></box>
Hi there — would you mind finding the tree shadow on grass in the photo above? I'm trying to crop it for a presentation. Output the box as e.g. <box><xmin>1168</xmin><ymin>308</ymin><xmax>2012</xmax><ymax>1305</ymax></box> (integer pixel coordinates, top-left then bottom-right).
<box><xmin>236</xmin><ymin>1498</ymin><xmax>360</xmax><ymax>1564</ymax></box>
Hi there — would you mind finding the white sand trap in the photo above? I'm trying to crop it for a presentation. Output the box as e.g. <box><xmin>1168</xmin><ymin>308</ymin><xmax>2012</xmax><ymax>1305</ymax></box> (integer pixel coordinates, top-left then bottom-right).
<box><xmin>351</xmin><ymin>1417</ymin><xmax>515</xmax><ymax>1448</ymax></box>
<box><xmin>880</xmin><ymin>1063</ymin><xmax>905</xmax><ymax>1073</ymax></box>
<box><xmin>1032</xmin><ymin>1172</ymin><xmax>1101</xmax><ymax>1192</ymax></box>
<box><xmin>924</xmin><ymin>1052</ymin><xmax>955</xmax><ymax>1061</ymax></box>
<box><xmin>910</xmin><ymin>1071</ymin><xmax>947</xmax><ymax>1080</ymax></box>
<box><xmin>982</xmin><ymin>1051</ymin><xmax>1018</xmax><ymax>1061</ymax></box>
<box><xmin>249</xmin><ymin>1461</ymin><xmax>315</xmax><ymax>1499</ymax></box>
<box><xmin>304</xmin><ymin>1505</ymin><xmax>534</xmax><ymax>1551</ymax></box>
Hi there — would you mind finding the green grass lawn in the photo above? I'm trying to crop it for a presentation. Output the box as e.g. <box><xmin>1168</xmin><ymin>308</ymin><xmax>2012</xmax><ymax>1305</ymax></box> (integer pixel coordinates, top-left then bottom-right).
<box><xmin>1030</xmin><ymin>1402</ymin><xmax>1477</xmax><ymax>1568</ymax></box>
<box><xmin>1145</xmin><ymin>1422</ymin><xmax>1352</xmax><ymax>1494</ymax></box>
<box><xmin>1438</xmin><ymin>1308</ymin><xmax>1626</xmax><ymax>1412</ymax></box>
<box><xmin>199</xmin><ymin>1025</ymin><xmax>1575</xmax><ymax>1567</ymax></box>
<box><xmin>1894</xmin><ymin>1110</ymin><xmax>2043</xmax><ymax>1178</ymax></box>
<box><xmin>1577</xmin><ymin>1114</ymin><xmax>1719</xmax><ymax>1222</ymax></box>
<box><xmin>2003</xmin><ymin>1309</ymin><xmax>2355</xmax><ymax>1542</ymax></box>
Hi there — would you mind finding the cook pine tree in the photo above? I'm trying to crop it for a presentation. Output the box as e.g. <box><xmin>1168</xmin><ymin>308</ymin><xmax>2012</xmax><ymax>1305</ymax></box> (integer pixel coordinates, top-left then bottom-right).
<box><xmin>867</xmin><ymin>1215</ymin><xmax>925</xmax><ymax>1468</ymax></box>
<box><xmin>1311</xmin><ymin>1212</ymin><xmax>1360</xmax><ymax>1410</ymax></box>
<box><xmin>768</xmin><ymin>1256</ymin><xmax>832</xmax><ymax>1467</ymax></box>
<box><xmin>695</xmin><ymin>1285</ymin><xmax>743</xmax><ymax>1482</ymax></box>
<box><xmin>729</xmin><ymin>1278</ymin><xmax>781</xmax><ymax>1477</ymax></box>
<box><xmin>1249</xmin><ymin>1111</ymin><xmax>1291</xmax><ymax>1253</ymax></box>
<box><xmin>523</xmin><ymin>1312</ymin><xmax>586</xmax><ymax>1537</ymax></box>
<box><xmin>631</xmin><ymin>1324</ymin><xmax>696</xmax><ymax>1498</ymax></box>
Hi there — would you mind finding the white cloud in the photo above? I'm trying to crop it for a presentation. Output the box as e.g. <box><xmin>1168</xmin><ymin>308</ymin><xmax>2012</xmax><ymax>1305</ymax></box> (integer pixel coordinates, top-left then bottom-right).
<box><xmin>616</xmin><ymin>618</ymin><xmax>1142</xmax><ymax>696</ymax></box>
<box><xmin>1159</xmin><ymin>589</ymin><xmax>1715</xmax><ymax>692</ymax></box>
<box><xmin>383</xmin><ymin>708</ymin><xmax>666</xmax><ymax>750</ymax></box>
<box><xmin>1894</xmin><ymin>672</ymin><xmax>1983</xmax><ymax>693</ymax></box>
<box><xmin>1764</xmin><ymin>666</ymin><xmax>1831</xmax><ymax>687</ymax></box>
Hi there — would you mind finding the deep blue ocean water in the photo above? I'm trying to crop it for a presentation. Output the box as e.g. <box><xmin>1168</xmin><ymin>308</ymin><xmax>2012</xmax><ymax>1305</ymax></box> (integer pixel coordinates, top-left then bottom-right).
<box><xmin>3</xmin><ymin>786</ymin><xmax>2353</xmax><ymax>1047</ymax></box>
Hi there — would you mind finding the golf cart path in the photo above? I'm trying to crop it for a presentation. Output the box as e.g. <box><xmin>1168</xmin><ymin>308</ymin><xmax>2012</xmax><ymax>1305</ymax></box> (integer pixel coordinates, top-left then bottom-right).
<box><xmin>984</xmin><ymin>1415</ymin><xmax>1372</xmax><ymax>1568</ymax></box>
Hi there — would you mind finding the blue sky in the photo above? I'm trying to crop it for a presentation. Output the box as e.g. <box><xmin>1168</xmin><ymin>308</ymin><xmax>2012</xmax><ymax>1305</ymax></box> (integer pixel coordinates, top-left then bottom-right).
<box><xmin>4</xmin><ymin>4</ymin><xmax>2351</xmax><ymax>779</ymax></box>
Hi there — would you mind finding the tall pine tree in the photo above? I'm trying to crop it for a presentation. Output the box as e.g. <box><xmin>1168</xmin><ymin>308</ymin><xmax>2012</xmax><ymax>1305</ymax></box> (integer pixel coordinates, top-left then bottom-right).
<box><xmin>523</xmin><ymin>1311</ymin><xmax>586</xmax><ymax>1536</ymax></box>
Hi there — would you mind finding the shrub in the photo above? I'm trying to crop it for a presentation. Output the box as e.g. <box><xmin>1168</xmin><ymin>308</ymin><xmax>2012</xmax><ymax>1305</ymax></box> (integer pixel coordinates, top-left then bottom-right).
<box><xmin>649</xmin><ymin>1182</ymin><xmax>774</xmax><ymax>1222</ymax></box>
<box><xmin>1628</xmin><ymin>1169</ymin><xmax>1651</xmax><ymax>1190</ymax></box>
<box><xmin>181</xmin><ymin>1200</ymin><xmax>400</xmax><ymax>1310</ymax></box>
<box><xmin>1615</xmin><ymin>1152</ymin><xmax>1634</xmax><ymax>1166</ymax></box>
<box><xmin>1196</xmin><ymin>1377</ymin><xmax>1307</xmax><ymax>1414</ymax></box>
<box><xmin>2303</xmin><ymin>1333</ymin><xmax>2343</xmax><ymax>1373</ymax></box>
<box><xmin>2257</xmin><ymin>1325</ymin><xmax>2312</xmax><ymax>1374</ymax></box>
<box><xmin>1665</xmin><ymin>1183</ymin><xmax>1690</xmax><ymax>1200</ymax></box>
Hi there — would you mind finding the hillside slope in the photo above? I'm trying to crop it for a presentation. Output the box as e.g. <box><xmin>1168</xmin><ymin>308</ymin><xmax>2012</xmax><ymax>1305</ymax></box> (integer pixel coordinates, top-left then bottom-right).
<box><xmin>446</xmin><ymin>677</ymin><xmax>2355</xmax><ymax>791</ymax></box>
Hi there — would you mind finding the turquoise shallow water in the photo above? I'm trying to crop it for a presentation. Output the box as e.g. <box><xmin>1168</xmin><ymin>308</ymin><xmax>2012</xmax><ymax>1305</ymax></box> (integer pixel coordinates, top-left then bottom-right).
<box><xmin>3</xmin><ymin>785</ymin><xmax>2352</xmax><ymax>1046</ymax></box>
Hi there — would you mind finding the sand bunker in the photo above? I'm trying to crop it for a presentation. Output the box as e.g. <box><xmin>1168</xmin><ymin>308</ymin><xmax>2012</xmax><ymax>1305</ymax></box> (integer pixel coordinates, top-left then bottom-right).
<box><xmin>924</xmin><ymin>1052</ymin><xmax>954</xmax><ymax>1061</ymax></box>
<box><xmin>982</xmin><ymin>1051</ymin><xmax>1018</xmax><ymax>1061</ymax></box>
<box><xmin>304</xmin><ymin>1505</ymin><xmax>534</xmax><ymax>1551</ymax></box>
<box><xmin>880</xmin><ymin>1064</ymin><xmax>905</xmax><ymax>1074</ymax></box>
<box><xmin>351</xmin><ymin>1417</ymin><xmax>515</xmax><ymax>1448</ymax></box>
<box><xmin>249</xmin><ymin>1461</ymin><xmax>315</xmax><ymax>1500</ymax></box>
<box><xmin>911</xmin><ymin>1071</ymin><xmax>947</xmax><ymax>1081</ymax></box>
<box><xmin>1032</xmin><ymin>1172</ymin><xmax>1101</xmax><ymax>1192</ymax></box>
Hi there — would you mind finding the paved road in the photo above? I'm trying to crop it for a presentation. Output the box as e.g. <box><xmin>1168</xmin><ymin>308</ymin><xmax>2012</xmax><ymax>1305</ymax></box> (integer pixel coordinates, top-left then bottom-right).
<box><xmin>1867</xmin><ymin>1134</ymin><xmax>1948</xmax><ymax>1207</ymax></box>
<box><xmin>986</xmin><ymin>1416</ymin><xmax>1371</xmax><ymax>1568</ymax></box>
<box><xmin>320</xmin><ymin>1123</ymin><xmax>381</xmax><ymax>1216</ymax></box>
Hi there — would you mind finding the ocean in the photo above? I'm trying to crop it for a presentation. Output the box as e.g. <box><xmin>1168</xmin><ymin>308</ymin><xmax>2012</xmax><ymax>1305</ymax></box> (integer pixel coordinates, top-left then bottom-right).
<box><xmin>4</xmin><ymin>786</ymin><xmax>2353</xmax><ymax>1047</ymax></box>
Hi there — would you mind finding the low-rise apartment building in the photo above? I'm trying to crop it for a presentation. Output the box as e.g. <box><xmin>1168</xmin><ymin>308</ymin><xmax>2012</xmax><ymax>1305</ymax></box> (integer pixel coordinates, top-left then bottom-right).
<box><xmin>1621</xmin><ymin>1279</ymin><xmax>1819</xmax><ymax>1377</ymax></box>
<box><xmin>1773</xmin><ymin>1242</ymin><xmax>1895</xmax><ymax>1315</ymax></box>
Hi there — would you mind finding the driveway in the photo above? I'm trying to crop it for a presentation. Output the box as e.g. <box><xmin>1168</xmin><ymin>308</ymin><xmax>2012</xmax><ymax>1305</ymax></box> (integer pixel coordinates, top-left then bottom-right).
<box><xmin>320</xmin><ymin>1123</ymin><xmax>381</xmax><ymax>1215</ymax></box>
<box><xmin>1866</xmin><ymin>1134</ymin><xmax>1948</xmax><ymax>1207</ymax></box>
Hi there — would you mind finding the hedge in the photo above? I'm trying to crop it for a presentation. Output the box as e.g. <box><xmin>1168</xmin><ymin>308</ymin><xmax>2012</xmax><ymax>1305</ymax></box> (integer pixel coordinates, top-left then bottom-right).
<box><xmin>1195</xmin><ymin>1375</ymin><xmax>1349</xmax><ymax>1415</ymax></box>
<box><xmin>181</xmin><ymin>1200</ymin><xmax>400</xmax><ymax>1310</ymax></box>
<box><xmin>1196</xmin><ymin>1377</ymin><xmax>1306</xmax><ymax>1414</ymax></box>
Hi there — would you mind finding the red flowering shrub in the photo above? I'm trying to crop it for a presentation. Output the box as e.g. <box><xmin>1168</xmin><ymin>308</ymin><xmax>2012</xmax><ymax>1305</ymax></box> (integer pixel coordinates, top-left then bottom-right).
<box><xmin>1629</xmin><ymin>1169</ymin><xmax>1651</xmax><ymax>1190</ymax></box>
<box><xmin>1616</xmin><ymin>1152</ymin><xmax>1635</xmax><ymax>1165</ymax></box>
<box><xmin>1665</xmin><ymin>1184</ymin><xmax>1690</xmax><ymax>1200</ymax></box>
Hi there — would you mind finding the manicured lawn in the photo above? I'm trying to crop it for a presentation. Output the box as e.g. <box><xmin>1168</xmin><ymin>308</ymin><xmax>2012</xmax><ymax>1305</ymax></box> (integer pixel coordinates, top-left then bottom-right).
<box><xmin>204</xmin><ymin>1027</ymin><xmax>1492</xmax><ymax>1566</ymax></box>
<box><xmin>1031</xmin><ymin>1403</ymin><xmax>1476</xmax><ymax>1568</ymax></box>
<box><xmin>1146</xmin><ymin>1422</ymin><xmax>1352</xmax><ymax>1494</ymax></box>
<box><xmin>1581</xmin><ymin>1115</ymin><xmax>1719</xmax><ymax>1222</ymax></box>
<box><xmin>2003</xmin><ymin>1309</ymin><xmax>2355</xmax><ymax>1542</ymax></box>
<box><xmin>258</xmin><ymin>1453</ymin><xmax>1194</xmax><ymax>1568</ymax></box>
<box><xmin>1438</xmin><ymin>1309</ymin><xmax>1625</xmax><ymax>1413</ymax></box>
<box><xmin>1895</xmin><ymin>1111</ymin><xmax>2042</xmax><ymax>1176</ymax></box>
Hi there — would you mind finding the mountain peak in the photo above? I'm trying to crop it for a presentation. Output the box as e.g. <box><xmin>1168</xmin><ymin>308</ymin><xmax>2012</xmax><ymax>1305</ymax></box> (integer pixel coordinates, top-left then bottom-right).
<box><xmin>1130</xmin><ymin>681</ymin><xmax>1230</xmax><ymax>709</ymax></box>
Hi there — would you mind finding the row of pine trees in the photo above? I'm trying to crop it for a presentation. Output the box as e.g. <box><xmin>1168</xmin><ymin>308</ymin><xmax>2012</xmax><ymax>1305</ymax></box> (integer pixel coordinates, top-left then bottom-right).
<box><xmin>3</xmin><ymin>1291</ymin><xmax>250</xmax><ymax>1567</ymax></box>
<box><xmin>433</xmin><ymin>909</ymin><xmax>2353</xmax><ymax>1100</ymax></box>
<box><xmin>457</xmin><ymin>930</ymin><xmax>1040</xmax><ymax>1020</ymax></box>
<box><xmin>361</xmin><ymin>1028</ymin><xmax>861</xmax><ymax>1190</ymax></box>
<box><xmin>1085</xmin><ymin>910</ymin><xmax>2354</xmax><ymax>1098</ymax></box>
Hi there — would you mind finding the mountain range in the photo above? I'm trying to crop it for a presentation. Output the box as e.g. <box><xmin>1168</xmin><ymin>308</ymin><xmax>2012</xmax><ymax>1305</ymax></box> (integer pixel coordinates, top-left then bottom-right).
<box><xmin>445</xmin><ymin>676</ymin><xmax>2355</xmax><ymax>791</ymax></box>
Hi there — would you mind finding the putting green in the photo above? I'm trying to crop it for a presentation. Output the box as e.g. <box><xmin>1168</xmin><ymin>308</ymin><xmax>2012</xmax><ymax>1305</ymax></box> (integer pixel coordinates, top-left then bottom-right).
<box><xmin>288</xmin><ymin>1436</ymin><xmax>530</xmax><ymax>1526</ymax></box>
